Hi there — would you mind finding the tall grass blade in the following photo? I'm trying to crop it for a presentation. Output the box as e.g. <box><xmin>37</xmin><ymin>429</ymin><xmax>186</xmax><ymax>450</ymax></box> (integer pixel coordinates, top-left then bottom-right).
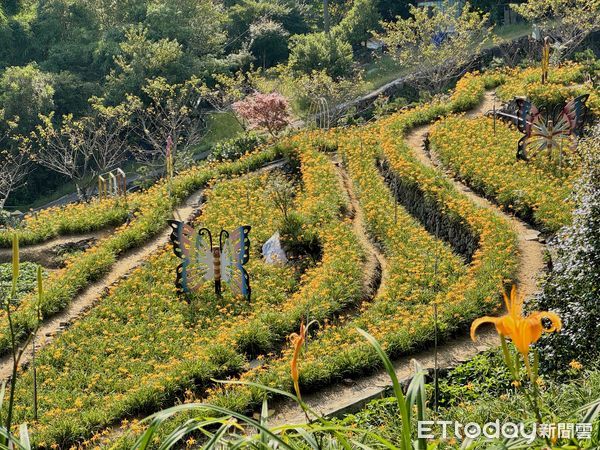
<box><xmin>357</xmin><ymin>328</ymin><xmax>411</xmax><ymax>450</ymax></box>
<box><xmin>18</xmin><ymin>424</ymin><xmax>30</xmax><ymax>450</ymax></box>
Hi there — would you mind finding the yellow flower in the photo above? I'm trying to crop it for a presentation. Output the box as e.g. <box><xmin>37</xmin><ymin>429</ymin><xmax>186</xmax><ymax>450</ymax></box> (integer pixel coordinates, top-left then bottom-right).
<box><xmin>569</xmin><ymin>360</ymin><xmax>583</xmax><ymax>371</ymax></box>
<box><xmin>289</xmin><ymin>322</ymin><xmax>307</xmax><ymax>400</ymax></box>
<box><xmin>471</xmin><ymin>285</ymin><xmax>561</xmax><ymax>356</ymax></box>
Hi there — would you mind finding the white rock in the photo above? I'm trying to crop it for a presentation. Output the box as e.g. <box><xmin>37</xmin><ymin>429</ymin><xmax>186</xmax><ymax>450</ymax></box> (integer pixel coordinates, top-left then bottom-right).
<box><xmin>262</xmin><ymin>232</ymin><xmax>288</xmax><ymax>265</ymax></box>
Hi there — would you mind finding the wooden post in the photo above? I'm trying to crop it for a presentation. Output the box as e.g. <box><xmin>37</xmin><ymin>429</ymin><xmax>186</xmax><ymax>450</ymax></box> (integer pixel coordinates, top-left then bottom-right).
<box><xmin>109</xmin><ymin>172</ymin><xmax>117</xmax><ymax>196</ymax></box>
<box><xmin>116</xmin><ymin>168</ymin><xmax>127</xmax><ymax>196</ymax></box>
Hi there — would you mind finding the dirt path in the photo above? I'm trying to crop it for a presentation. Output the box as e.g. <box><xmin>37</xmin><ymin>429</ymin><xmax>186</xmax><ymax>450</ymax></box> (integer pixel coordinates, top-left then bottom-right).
<box><xmin>407</xmin><ymin>91</ymin><xmax>545</xmax><ymax>302</ymax></box>
<box><xmin>0</xmin><ymin>190</ymin><xmax>205</xmax><ymax>381</ymax></box>
<box><xmin>271</xmin><ymin>91</ymin><xmax>544</xmax><ymax>425</ymax></box>
<box><xmin>0</xmin><ymin>230</ymin><xmax>114</xmax><ymax>268</ymax></box>
<box><xmin>271</xmin><ymin>329</ymin><xmax>498</xmax><ymax>425</ymax></box>
<box><xmin>332</xmin><ymin>157</ymin><xmax>388</xmax><ymax>298</ymax></box>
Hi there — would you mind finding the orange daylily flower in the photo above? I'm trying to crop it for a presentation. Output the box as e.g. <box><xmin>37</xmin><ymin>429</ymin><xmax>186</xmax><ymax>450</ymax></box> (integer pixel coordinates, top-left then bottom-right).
<box><xmin>289</xmin><ymin>322</ymin><xmax>307</xmax><ymax>400</ymax></box>
<box><xmin>471</xmin><ymin>285</ymin><xmax>561</xmax><ymax>356</ymax></box>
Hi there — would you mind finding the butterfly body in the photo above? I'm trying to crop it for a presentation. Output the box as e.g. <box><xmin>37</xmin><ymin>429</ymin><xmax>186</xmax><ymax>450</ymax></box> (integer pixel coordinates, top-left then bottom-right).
<box><xmin>168</xmin><ymin>220</ymin><xmax>251</xmax><ymax>300</ymax></box>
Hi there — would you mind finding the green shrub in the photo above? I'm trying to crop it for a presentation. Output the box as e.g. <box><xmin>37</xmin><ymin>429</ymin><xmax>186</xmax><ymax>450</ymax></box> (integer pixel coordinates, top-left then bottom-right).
<box><xmin>537</xmin><ymin>127</ymin><xmax>600</xmax><ymax>372</ymax></box>
<box><xmin>436</xmin><ymin>350</ymin><xmax>512</xmax><ymax>408</ymax></box>
<box><xmin>209</xmin><ymin>132</ymin><xmax>266</xmax><ymax>162</ymax></box>
<box><xmin>288</xmin><ymin>32</ymin><xmax>354</xmax><ymax>79</ymax></box>
<box><xmin>280</xmin><ymin>211</ymin><xmax>322</xmax><ymax>263</ymax></box>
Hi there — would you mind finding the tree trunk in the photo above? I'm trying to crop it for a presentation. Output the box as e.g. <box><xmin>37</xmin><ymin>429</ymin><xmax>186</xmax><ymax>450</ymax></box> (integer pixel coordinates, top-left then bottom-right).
<box><xmin>323</xmin><ymin>0</ymin><xmax>331</xmax><ymax>36</ymax></box>
<box><xmin>75</xmin><ymin>183</ymin><xmax>86</xmax><ymax>202</ymax></box>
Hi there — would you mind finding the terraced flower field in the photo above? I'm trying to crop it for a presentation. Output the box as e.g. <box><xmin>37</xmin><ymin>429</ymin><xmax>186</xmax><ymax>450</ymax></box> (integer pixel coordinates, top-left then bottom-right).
<box><xmin>429</xmin><ymin>116</ymin><xmax>576</xmax><ymax>232</ymax></box>
<box><xmin>0</xmin><ymin>63</ymin><xmax>591</xmax><ymax>448</ymax></box>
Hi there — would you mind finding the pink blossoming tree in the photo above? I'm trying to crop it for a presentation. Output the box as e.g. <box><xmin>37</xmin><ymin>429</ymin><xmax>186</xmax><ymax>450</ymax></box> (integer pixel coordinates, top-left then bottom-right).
<box><xmin>233</xmin><ymin>92</ymin><xmax>291</xmax><ymax>136</ymax></box>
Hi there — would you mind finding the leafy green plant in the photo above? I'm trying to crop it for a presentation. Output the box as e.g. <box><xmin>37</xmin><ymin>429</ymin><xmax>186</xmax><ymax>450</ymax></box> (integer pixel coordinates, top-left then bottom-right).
<box><xmin>209</xmin><ymin>132</ymin><xmax>266</xmax><ymax>163</ymax></box>
<box><xmin>0</xmin><ymin>262</ymin><xmax>45</xmax><ymax>305</ymax></box>
<box><xmin>0</xmin><ymin>235</ymin><xmax>42</xmax><ymax>447</ymax></box>
<box><xmin>436</xmin><ymin>350</ymin><xmax>512</xmax><ymax>408</ymax></box>
<box><xmin>129</xmin><ymin>328</ymin><xmax>428</xmax><ymax>450</ymax></box>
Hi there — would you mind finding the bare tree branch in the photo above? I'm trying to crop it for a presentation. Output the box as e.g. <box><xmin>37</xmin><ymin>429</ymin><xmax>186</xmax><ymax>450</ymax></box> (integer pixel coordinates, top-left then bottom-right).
<box><xmin>131</xmin><ymin>77</ymin><xmax>206</xmax><ymax>172</ymax></box>
<box><xmin>0</xmin><ymin>133</ymin><xmax>30</xmax><ymax>210</ymax></box>
<box><xmin>513</xmin><ymin>0</ymin><xmax>600</xmax><ymax>60</ymax></box>
<box><xmin>33</xmin><ymin>102</ymin><xmax>135</xmax><ymax>200</ymax></box>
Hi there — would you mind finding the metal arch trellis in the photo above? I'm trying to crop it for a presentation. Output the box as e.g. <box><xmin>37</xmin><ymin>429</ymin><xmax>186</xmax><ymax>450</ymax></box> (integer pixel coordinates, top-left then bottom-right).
<box><xmin>309</xmin><ymin>97</ymin><xmax>332</xmax><ymax>130</ymax></box>
<box><xmin>98</xmin><ymin>168</ymin><xmax>127</xmax><ymax>198</ymax></box>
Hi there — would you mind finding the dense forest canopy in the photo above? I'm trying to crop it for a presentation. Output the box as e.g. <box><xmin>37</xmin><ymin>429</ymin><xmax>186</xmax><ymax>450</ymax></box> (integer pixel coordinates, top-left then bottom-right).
<box><xmin>0</xmin><ymin>0</ymin><xmax>403</xmax><ymax>206</ymax></box>
<box><xmin>1</xmin><ymin>0</ymin><xmax>594</xmax><ymax>209</ymax></box>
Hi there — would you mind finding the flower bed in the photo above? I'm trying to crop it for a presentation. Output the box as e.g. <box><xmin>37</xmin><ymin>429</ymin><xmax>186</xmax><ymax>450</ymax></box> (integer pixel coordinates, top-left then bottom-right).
<box><xmin>177</xmin><ymin>72</ymin><xmax>519</xmax><ymax>430</ymax></box>
<box><xmin>0</xmin><ymin>198</ymin><xmax>131</xmax><ymax>248</ymax></box>
<box><xmin>493</xmin><ymin>63</ymin><xmax>600</xmax><ymax>117</ymax></box>
<box><xmin>429</xmin><ymin>116</ymin><xmax>576</xmax><ymax>232</ymax></box>
<box><xmin>9</xmin><ymin>140</ymin><xmax>366</xmax><ymax>447</ymax></box>
<box><xmin>0</xmin><ymin>147</ymin><xmax>285</xmax><ymax>356</ymax></box>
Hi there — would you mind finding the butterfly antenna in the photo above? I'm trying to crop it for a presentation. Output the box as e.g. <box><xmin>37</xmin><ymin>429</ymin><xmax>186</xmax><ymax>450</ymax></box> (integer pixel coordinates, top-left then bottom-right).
<box><xmin>219</xmin><ymin>229</ymin><xmax>230</xmax><ymax>250</ymax></box>
<box><xmin>173</xmin><ymin>209</ymin><xmax>183</xmax><ymax>222</ymax></box>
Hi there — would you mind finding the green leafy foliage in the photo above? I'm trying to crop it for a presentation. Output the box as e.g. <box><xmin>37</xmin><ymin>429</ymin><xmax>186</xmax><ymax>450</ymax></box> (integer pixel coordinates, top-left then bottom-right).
<box><xmin>333</xmin><ymin>0</ymin><xmax>381</xmax><ymax>48</ymax></box>
<box><xmin>0</xmin><ymin>262</ymin><xmax>44</xmax><ymax>304</ymax></box>
<box><xmin>249</xmin><ymin>20</ymin><xmax>290</xmax><ymax>68</ymax></box>
<box><xmin>209</xmin><ymin>132</ymin><xmax>266</xmax><ymax>162</ymax></box>
<box><xmin>0</xmin><ymin>64</ymin><xmax>54</xmax><ymax>132</ymax></box>
<box><xmin>436</xmin><ymin>351</ymin><xmax>512</xmax><ymax>408</ymax></box>
<box><xmin>288</xmin><ymin>32</ymin><xmax>354</xmax><ymax>79</ymax></box>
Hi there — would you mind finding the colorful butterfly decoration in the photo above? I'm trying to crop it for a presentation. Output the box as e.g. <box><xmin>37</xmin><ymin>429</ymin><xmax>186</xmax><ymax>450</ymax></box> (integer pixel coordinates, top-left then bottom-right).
<box><xmin>515</xmin><ymin>94</ymin><xmax>589</xmax><ymax>162</ymax></box>
<box><xmin>168</xmin><ymin>220</ymin><xmax>251</xmax><ymax>300</ymax></box>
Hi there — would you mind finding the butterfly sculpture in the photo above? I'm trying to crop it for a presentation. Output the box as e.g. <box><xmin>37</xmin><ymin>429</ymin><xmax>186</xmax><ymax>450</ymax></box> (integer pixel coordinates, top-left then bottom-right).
<box><xmin>515</xmin><ymin>94</ymin><xmax>589</xmax><ymax>162</ymax></box>
<box><xmin>168</xmin><ymin>220</ymin><xmax>251</xmax><ymax>300</ymax></box>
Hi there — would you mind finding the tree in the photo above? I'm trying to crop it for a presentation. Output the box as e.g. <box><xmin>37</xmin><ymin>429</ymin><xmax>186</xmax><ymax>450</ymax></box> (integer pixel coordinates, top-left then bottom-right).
<box><xmin>0</xmin><ymin>6</ymin><xmax>11</xmax><ymax>67</ymax></box>
<box><xmin>290</xmin><ymin>69</ymin><xmax>367</xmax><ymax>127</ymax></box>
<box><xmin>378</xmin><ymin>0</ymin><xmax>415</xmax><ymax>21</ymax></box>
<box><xmin>105</xmin><ymin>25</ymin><xmax>184</xmax><ymax>103</ymax></box>
<box><xmin>30</xmin><ymin>0</ymin><xmax>102</xmax><ymax>77</ymax></box>
<box><xmin>249</xmin><ymin>20</ymin><xmax>289</xmax><ymax>68</ymax></box>
<box><xmin>377</xmin><ymin>1</ymin><xmax>492</xmax><ymax>92</ymax></box>
<box><xmin>512</xmin><ymin>0</ymin><xmax>600</xmax><ymax>59</ymax></box>
<box><xmin>0</xmin><ymin>64</ymin><xmax>55</xmax><ymax>133</ymax></box>
<box><xmin>333</xmin><ymin>0</ymin><xmax>381</xmax><ymax>48</ymax></box>
<box><xmin>226</xmin><ymin>0</ymin><xmax>310</xmax><ymax>50</ymax></box>
<box><xmin>233</xmin><ymin>92</ymin><xmax>291</xmax><ymax>136</ymax></box>
<box><xmin>288</xmin><ymin>32</ymin><xmax>354</xmax><ymax>79</ymax></box>
<box><xmin>131</xmin><ymin>77</ymin><xmax>206</xmax><ymax>171</ymax></box>
<box><xmin>144</xmin><ymin>0</ymin><xmax>226</xmax><ymax>59</ymax></box>
<box><xmin>32</xmin><ymin>101</ymin><xmax>135</xmax><ymax>200</ymax></box>
<box><xmin>51</xmin><ymin>71</ymin><xmax>101</xmax><ymax>118</ymax></box>
<box><xmin>0</xmin><ymin>131</ymin><xmax>29</xmax><ymax>210</ymax></box>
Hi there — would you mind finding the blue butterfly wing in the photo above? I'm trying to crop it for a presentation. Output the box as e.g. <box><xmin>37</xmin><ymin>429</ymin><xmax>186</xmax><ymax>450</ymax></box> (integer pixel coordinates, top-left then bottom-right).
<box><xmin>168</xmin><ymin>220</ymin><xmax>214</xmax><ymax>294</ymax></box>
<box><xmin>221</xmin><ymin>226</ymin><xmax>251</xmax><ymax>300</ymax></box>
